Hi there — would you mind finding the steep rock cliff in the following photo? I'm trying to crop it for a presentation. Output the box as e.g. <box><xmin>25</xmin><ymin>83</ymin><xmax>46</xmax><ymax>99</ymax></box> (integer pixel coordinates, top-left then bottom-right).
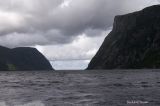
<box><xmin>88</xmin><ymin>5</ymin><xmax>160</xmax><ymax>69</ymax></box>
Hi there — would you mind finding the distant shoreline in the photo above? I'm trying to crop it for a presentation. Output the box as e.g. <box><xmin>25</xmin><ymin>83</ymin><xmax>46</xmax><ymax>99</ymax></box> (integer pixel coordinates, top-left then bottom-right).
<box><xmin>0</xmin><ymin>69</ymin><xmax>160</xmax><ymax>73</ymax></box>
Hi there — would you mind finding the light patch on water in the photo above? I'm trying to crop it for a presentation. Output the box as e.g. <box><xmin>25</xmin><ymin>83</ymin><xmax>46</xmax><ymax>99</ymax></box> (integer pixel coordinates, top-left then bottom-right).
<box><xmin>0</xmin><ymin>102</ymin><xmax>7</xmax><ymax>106</ymax></box>
<box><xmin>0</xmin><ymin>101</ymin><xmax>45</xmax><ymax>106</ymax></box>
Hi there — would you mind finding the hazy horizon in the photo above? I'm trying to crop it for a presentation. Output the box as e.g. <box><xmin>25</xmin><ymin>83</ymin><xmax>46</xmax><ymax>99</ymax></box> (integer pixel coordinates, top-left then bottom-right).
<box><xmin>50</xmin><ymin>59</ymin><xmax>90</xmax><ymax>70</ymax></box>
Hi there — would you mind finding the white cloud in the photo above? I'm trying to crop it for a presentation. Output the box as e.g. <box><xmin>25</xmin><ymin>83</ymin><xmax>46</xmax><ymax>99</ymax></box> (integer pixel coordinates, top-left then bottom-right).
<box><xmin>86</xmin><ymin>49</ymin><xmax>97</xmax><ymax>57</ymax></box>
<box><xmin>0</xmin><ymin>10</ymin><xmax>27</xmax><ymax>33</ymax></box>
<box><xmin>36</xmin><ymin>29</ymin><xmax>111</xmax><ymax>60</ymax></box>
<box><xmin>60</xmin><ymin>0</ymin><xmax>72</xmax><ymax>8</ymax></box>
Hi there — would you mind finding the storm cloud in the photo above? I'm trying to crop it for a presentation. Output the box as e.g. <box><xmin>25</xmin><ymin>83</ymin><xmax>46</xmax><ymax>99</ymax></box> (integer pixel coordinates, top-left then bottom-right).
<box><xmin>0</xmin><ymin>0</ymin><xmax>158</xmax><ymax>47</ymax></box>
<box><xmin>0</xmin><ymin>0</ymin><xmax>159</xmax><ymax>61</ymax></box>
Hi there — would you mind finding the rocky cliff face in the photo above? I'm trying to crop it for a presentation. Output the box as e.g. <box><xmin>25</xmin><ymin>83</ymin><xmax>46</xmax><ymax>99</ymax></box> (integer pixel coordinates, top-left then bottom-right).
<box><xmin>88</xmin><ymin>5</ymin><xmax>160</xmax><ymax>69</ymax></box>
<box><xmin>0</xmin><ymin>46</ymin><xmax>53</xmax><ymax>71</ymax></box>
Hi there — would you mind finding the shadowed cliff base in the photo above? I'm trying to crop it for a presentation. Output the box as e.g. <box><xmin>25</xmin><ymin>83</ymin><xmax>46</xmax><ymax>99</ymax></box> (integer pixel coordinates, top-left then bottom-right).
<box><xmin>0</xmin><ymin>46</ymin><xmax>53</xmax><ymax>71</ymax></box>
<box><xmin>88</xmin><ymin>5</ymin><xmax>160</xmax><ymax>69</ymax></box>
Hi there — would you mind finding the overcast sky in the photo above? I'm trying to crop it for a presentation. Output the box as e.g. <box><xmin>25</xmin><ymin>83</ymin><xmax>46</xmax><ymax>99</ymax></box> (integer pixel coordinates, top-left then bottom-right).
<box><xmin>0</xmin><ymin>0</ymin><xmax>159</xmax><ymax>60</ymax></box>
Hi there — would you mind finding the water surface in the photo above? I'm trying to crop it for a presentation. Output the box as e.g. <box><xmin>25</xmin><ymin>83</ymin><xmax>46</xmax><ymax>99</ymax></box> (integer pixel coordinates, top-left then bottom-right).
<box><xmin>0</xmin><ymin>70</ymin><xmax>160</xmax><ymax>106</ymax></box>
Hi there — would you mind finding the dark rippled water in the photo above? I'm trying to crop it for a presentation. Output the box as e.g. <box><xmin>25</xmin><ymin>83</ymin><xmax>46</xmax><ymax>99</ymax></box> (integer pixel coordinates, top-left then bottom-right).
<box><xmin>0</xmin><ymin>70</ymin><xmax>160</xmax><ymax>106</ymax></box>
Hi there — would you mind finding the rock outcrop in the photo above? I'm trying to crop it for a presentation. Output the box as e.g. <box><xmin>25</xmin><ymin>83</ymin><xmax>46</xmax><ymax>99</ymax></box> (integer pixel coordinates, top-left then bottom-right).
<box><xmin>88</xmin><ymin>5</ymin><xmax>160</xmax><ymax>69</ymax></box>
<box><xmin>0</xmin><ymin>46</ymin><xmax>53</xmax><ymax>71</ymax></box>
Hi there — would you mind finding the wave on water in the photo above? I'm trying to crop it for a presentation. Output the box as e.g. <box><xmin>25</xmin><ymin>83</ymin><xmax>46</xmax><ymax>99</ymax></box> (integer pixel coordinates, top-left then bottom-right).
<box><xmin>0</xmin><ymin>101</ymin><xmax>45</xmax><ymax>106</ymax></box>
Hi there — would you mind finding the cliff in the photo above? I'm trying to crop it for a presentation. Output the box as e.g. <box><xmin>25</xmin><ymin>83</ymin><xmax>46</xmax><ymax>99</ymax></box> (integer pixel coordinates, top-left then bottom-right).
<box><xmin>88</xmin><ymin>5</ymin><xmax>160</xmax><ymax>69</ymax></box>
<box><xmin>0</xmin><ymin>46</ymin><xmax>53</xmax><ymax>71</ymax></box>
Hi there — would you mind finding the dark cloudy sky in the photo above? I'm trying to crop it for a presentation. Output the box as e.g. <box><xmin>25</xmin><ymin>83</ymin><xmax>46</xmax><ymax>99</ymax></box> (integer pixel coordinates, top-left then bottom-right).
<box><xmin>0</xmin><ymin>0</ymin><xmax>159</xmax><ymax>60</ymax></box>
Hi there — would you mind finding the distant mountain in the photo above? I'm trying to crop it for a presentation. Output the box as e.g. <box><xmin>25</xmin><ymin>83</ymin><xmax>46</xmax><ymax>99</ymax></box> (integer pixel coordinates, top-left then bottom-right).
<box><xmin>88</xmin><ymin>5</ymin><xmax>160</xmax><ymax>69</ymax></box>
<box><xmin>0</xmin><ymin>46</ymin><xmax>53</xmax><ymax>71</ymax></box>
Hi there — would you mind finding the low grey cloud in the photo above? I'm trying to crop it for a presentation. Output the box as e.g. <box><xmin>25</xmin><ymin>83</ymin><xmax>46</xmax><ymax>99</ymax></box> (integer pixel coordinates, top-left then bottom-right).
<box><xmin>0</xmin><ymin>0</ymin><xmax>158</xmax><ymax>47</ymax></box>
<box><xmin>37</xmin><ymin>29</ymin><xmax>111</xmax><ymax>60</ymax></box>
